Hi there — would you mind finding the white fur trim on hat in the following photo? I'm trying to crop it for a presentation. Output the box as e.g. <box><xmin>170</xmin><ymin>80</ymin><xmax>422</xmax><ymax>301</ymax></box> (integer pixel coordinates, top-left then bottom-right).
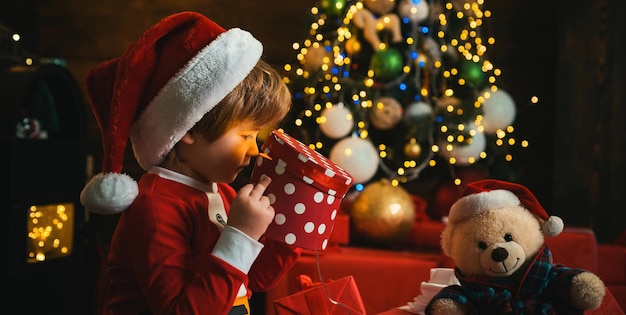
<box><xmin>448</xmin><ymin>189</ymin><xmax>519</xmax><ymax>224</ymax></box>
<box><xmin>448</xmin><ymin>186</ymin><xmax>564</xmax><ymax>237</ymax></box>
<box><xmin>130</xmin><ymin>28</ymin><xmax>262</xmax><ymax>170</ymax></box>
<box><xmin>80</xmin><ymin>172</ymin><xmax>139</xmax><ymax>215</ymax></box>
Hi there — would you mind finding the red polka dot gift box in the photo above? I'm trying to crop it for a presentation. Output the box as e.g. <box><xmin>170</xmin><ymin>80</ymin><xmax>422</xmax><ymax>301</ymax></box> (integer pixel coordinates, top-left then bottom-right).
<box><xmin>250</xmin><ymin>130</ymin><xmax>354</xmax><ymax>250</ymax></box>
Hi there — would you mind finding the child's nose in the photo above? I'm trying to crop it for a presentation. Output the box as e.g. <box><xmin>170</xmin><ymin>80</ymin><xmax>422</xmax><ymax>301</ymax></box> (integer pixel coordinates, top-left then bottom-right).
<box><xmin>248</xmin><ymin>144</ymin><xmax>259</xmax><ymax>157</ymax></box>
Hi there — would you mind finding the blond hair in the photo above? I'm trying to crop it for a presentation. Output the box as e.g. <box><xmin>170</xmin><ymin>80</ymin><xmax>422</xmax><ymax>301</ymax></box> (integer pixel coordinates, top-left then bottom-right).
<box><xmin>192</xmin><ymin>60</ymin><xmax>291</xmax><ymax>141</ymax></box>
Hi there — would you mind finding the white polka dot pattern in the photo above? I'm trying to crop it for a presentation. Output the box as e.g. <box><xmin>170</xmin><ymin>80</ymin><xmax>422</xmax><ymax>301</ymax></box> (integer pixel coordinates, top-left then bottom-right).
<box><xmin>250</xmin><ymin>130</ymin><xmax>354</xmax><ymax>250</ymax></box>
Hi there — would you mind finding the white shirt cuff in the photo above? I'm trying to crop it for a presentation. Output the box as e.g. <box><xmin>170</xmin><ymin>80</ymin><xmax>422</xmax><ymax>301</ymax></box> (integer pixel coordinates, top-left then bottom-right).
<box><xmin>212</xmin><ymin>225</ymin><xmax>264</xmax><ymax>273</ymax></box>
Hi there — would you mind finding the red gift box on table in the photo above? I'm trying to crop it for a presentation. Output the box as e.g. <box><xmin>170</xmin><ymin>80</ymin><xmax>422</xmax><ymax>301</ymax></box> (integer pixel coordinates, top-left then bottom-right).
<box><xmin>250</xmin><ymin>130</ymin><xmax>354</xmax><ymax>250</ymax></box>
<box><xmin>273</xmin><ymin>275</ymin><xmax>366</xmax><ymax>315</ymax></box>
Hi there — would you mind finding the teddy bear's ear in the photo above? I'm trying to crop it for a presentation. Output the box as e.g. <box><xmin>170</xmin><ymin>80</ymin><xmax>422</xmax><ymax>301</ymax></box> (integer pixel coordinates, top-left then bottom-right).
<box><xmin>440</xmin><ymin>223</ymin><xmax>455</xmax><ymax>257</ymax></box>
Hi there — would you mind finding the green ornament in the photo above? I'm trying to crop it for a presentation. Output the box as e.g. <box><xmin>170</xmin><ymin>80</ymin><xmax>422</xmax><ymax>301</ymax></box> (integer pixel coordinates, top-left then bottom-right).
<box><xmin>319</xmin><ymin>0</ymin><xmax>346</xmax><ymax>17</ymax></box>
<box><xmin>459</xmin><ymin>60</ymin><xmax>486</xmax><ymax>88</ymax></box>
<box><xmin>370</xmin><ymin>47</ymin><xmax>404</xmax><ymax>81</ymax></box>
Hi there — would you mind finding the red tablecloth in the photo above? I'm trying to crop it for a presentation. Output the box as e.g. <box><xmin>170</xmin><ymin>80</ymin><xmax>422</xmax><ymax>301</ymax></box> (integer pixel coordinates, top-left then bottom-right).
<box><xmin>264</xmin><ymin>246</ymin><xmax>449</xmax><ymax>315</ymax></box>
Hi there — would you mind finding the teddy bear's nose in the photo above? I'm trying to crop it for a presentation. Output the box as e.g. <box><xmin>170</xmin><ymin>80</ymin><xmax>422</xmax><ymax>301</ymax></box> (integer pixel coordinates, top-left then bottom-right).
<box><xmin>491</xmin><ymin>247</ymin><xmax>509</xmax><ymax>262</ymax></box>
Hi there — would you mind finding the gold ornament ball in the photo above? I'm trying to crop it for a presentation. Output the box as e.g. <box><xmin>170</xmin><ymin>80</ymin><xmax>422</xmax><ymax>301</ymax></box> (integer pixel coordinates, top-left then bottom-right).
<box><xmin>369</xmin><ymin>96</ymin><xmax>403</xmax><ymax>130</ymax></box>
<box><xmin>350</xmin><ymin>179</ymin><xmax>415</xmax><ymax>245</ymax></box>
<box><xmin>404</xmin><ymin>139</ymin><xmax>422</xmax><ymax>159</ymax></box>
<box><xmin>345</xmin><ymin>37</ymin><xmax>362</xmax><ymax>56</ymax></box>
<box><xmin>301</xmin><ymin>45</ymin><xmax>330</xmax><ymax>72</ymax></box>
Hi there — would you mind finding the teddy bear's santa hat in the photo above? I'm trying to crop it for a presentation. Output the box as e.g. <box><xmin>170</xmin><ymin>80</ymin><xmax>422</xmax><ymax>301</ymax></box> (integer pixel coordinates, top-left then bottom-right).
<box><xmin>79</xmin><ymin>12</ymin><xmax>262</xmax><ymax>215</ymax></box>
<box><xmin>448</xmin><ymin>179</ymin><xmax>563</xmax><ymax>237</ymax></box>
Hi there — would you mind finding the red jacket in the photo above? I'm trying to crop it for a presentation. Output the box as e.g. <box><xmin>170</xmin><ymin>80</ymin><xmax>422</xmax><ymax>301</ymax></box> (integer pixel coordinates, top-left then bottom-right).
<box><xmin>103</xmin><ymin>167</ymin><xmax>301</xmax><ymax>314</ymax></box>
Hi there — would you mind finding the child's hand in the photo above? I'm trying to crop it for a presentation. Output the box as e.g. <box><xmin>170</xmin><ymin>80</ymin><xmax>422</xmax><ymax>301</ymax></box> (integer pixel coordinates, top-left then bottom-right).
<box><xmin>227</xmin><ymin>175</ymin><xmax>275</xmax><ymax>240</ymax></box>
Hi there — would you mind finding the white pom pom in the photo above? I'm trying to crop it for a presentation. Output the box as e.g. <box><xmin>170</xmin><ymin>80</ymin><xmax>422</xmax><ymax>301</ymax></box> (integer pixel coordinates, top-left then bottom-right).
<box><xmin>542</xmin><ymin>215</ymin><xmax>564</xmax><ymax>237</ymax></box>
<box><xmin>80</xmin><ymin>172</ymin><xmax>139</xmax><ymax>215</ymax></box>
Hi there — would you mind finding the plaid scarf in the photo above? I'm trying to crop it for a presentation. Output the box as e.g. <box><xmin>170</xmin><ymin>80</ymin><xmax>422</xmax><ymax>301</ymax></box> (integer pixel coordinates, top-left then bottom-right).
<box><xmin>425</xmin><ymin>244</ymin><xmax>587</xmax><ymax>315</ymax></box>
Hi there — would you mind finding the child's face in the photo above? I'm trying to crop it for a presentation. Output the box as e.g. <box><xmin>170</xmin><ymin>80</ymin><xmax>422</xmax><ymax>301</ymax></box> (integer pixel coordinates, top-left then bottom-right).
<box><xmin>177</xmin><ymin>120</ymin><xmax>262</xmax><ymax>184</ymax></box>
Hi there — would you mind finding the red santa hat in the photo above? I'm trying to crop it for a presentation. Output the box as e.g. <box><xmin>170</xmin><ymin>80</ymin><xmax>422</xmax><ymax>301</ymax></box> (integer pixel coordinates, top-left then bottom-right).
<box><xmin>80</xmin><ymin>12</ymin><xmax>263</xmax><ymax>214</ymax></box>
<box><xmin>448</xmin><ymin>179</ymin><xmax>563</xmax><ymax>237</ymax></box>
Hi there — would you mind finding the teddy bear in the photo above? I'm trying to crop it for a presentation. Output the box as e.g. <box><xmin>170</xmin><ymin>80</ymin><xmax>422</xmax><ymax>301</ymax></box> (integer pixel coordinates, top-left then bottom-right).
<box><xmin>425</xmin><ymin>179</ymin><xmax>606</xmax><ymax>315</ymax></box>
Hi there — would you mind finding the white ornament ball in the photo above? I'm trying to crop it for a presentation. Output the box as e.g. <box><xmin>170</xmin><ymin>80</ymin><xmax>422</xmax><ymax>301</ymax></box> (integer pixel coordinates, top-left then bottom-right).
<box><xmin>319</xmin><ymin>105</ymin><xmax>354</xmax><ymax>139</ymax></box>
<box><xmin>403</xmin><ymin>101</ymin><xmax>433</xmax><ymax>124</ymax></box>
<box><xmin>330</xmin><ymin>137</ymin><xmax>379</xmax><ymax>183</ymax></box>
<box><xmin>480</xmin><ymin>89</ymin><xmax>516</xmax><ymax>133</ymax></box>
<box><xmin>438</xmin><ymin>123</ymin><xmax>486</xmax><ymax>166</ymax></box>
<box><xmin>397</xmin><ymin>0</ymin><xmax>429</xmax><ymax>24</ymax></box>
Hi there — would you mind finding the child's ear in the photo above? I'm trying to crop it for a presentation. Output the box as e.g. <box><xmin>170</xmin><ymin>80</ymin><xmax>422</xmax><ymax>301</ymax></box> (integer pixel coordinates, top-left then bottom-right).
<box><xmin>180</xmin><ymin>131</ymin><xmax>195</xmax><ymax>144</ymax></box>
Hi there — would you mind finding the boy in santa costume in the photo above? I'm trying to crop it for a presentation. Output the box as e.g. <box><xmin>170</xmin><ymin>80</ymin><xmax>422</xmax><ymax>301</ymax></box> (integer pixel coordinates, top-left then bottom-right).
<box><xmin>80</xmin><ymin>11</ymin><xmax>301</xmax><ymax>315</ymax></box>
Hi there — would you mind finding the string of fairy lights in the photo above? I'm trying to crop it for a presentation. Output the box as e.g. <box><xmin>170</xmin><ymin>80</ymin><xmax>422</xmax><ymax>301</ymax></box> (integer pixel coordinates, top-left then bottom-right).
<box><xmin>27</xmin><ymin>203</ymin><xmax>75</xmax><ymax>263</ymax></box>
<box><xmin>281</xmin><ymin>0</ymin><xmax>533</xmax><ymax>188</ymax></box>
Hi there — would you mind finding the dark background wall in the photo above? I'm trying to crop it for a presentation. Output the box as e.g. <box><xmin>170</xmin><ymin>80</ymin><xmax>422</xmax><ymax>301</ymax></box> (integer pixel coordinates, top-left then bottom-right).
<box><xmin>2</xmin><ymin>0</ymin><xmax>624</xmax><ymax>243</ymax></box>
<box><xmin>2</xmin><ymin>1</ymin><xmax>625</xmax><ymax>314</ymax></box>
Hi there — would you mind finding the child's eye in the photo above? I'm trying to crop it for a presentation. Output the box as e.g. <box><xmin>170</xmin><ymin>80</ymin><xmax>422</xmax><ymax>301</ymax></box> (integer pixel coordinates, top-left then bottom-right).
<box><xmin>242</xmin><ymin>134</ymin><xmax>255</xmax><ymax>140</ymax></box>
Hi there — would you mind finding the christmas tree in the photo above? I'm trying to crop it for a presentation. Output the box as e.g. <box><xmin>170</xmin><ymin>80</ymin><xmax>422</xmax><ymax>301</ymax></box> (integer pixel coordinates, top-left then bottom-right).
<box><xmin>280</xmin><ymin>0</ymin><xmax>530</xmax><ymax>216</ymax></box>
